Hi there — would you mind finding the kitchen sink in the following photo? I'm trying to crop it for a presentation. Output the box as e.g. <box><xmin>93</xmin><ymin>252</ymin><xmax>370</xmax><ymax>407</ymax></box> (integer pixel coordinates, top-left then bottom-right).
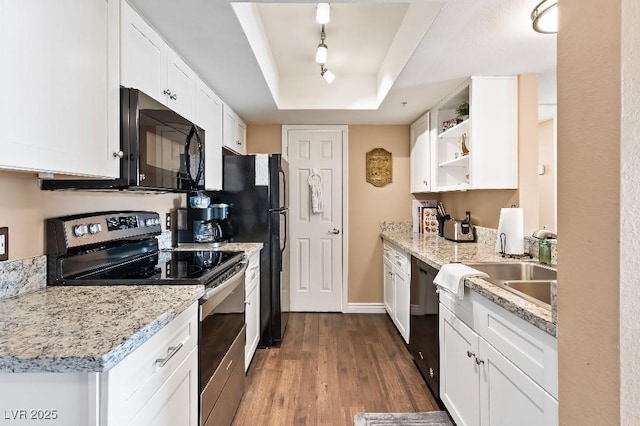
<box><xmin>463</xmin><ymin>262</ymin><xmax>556</xmax><ymax>309</ymax></box>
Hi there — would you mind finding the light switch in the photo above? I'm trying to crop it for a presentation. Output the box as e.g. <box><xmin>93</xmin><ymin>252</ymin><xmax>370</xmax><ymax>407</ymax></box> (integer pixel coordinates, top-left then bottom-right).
<box><xmin>537</xmin><ymin>164</ymin><xmax>546</xmax><ymax>175</ymax></box>
<box><xmin>0</xmin><ymin>227</ymin><xmax>7</xmax><ymax>261</ymax></box>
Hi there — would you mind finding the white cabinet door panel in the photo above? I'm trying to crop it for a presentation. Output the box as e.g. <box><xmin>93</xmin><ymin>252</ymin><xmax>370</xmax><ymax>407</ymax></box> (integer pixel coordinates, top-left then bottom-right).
<box><xmin>394</xmin><ymin>269</ymin><xmax>410</xmax><ymax>344</ymax></box>
<box><xmin>0</xmin><ymin>0</ymin><xmax>119</xmax><ymax>177</ymax></box>
<box><xmin>196</xmin><ymin>80</ymin><xmax>223</xmax><ymax>190</ymax></box>
<box><xmin>383</xmin><ymin>258</ymin><xmax>394</xmax><ymax>316</ymax></box>
<box><xmin>410</xmin><ymin>111</ymin><xmax>431</xmax><ymax>193</ymax></box>
<box><xmin>479</xmin><ymin>338</ymin><xmax>558</xmax><ymax>426</ymax></box>
<box><xmin>166</xmin><ymin>49</ymin><xmax>196</xmax><ymax>120</ymax></box>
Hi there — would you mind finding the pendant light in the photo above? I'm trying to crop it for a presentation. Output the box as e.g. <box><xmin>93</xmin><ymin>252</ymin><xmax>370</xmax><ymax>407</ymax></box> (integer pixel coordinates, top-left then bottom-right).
<box><xmin>316</xmin><ymin>3</ymin><xmax>330</xmax><ymax>24</ymax></box>
<box><xmin>320</xmin><ymin>65</ymin><xmax>335</xmax><ymax>84</ymax></box>
<box><xmin>531</xmin><ymin>0</ymin><xmax>558</xmax><ymax>34</ymax></box>
<box><xmin>315</xmin><ymin>25</ymin><xmax>328</xmax><ymax>64</ymax></box>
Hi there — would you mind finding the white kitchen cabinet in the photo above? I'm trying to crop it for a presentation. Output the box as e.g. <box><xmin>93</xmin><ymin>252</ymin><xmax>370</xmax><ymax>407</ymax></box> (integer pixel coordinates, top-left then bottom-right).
<box><xmin>245</xmin><ymin>251</ymin><xmax>261</xmax><ymax>371</ymax></box>
<box><xmin>0</xmin><ymin>303</ymin><xmax>198</xmax><ymax>426</ymax></box>
<box><xmin>223</xmin><ymin>104</ymin><xmax>247</xmax><ymax>155</ymax></box>
<box><xmin>102</xmin><ymin>302</ymin><xmax>198</xmax><ymax>425</ymax></box>
<box><xmin>382</xmin><ymin>241</ymin><xmax>410</xmax><ymax>344</ymax></box>
<box><xmin>0</xmin><ymin>0</ymin><xmax>120</xmax><ymax>177</ymax></box>
<box><xmin>410</xmin><ymin>111</ymin><xmax>432</xmax><ymax>193</ymax></box>
<box><xmin>196</xmin><ymin>79</ymin><xmax>223</xmax><ymax>190</ymax></box>
<box><xmin>440</xmin><ymin>304</ymin><xmax>480</xmax><ymax>426</ymax></box>
<box><xmin>121</xmin><ymin>0</ymin><xmax>196</xmax><ymax>121</ymax></box>
<box><xmin>432</xmin><ymin>76</ymin><xmax>518</xmax><ymax>192</ymax></box>
<box><xmin>439</xmin><ymin>297</ymin><xmax>558</xmax><ymax>426</ymax></box>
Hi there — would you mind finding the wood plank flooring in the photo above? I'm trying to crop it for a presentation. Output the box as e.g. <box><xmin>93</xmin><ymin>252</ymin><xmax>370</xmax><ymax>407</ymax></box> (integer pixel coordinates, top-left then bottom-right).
<box><xmin>232</xmin><ymin>313</ymin><xmax>440</xmax><ymax>426</ymax></box>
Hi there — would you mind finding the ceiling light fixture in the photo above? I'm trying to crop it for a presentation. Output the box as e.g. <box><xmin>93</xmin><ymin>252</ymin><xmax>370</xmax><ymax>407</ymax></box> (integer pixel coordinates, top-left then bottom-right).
<box><xmin>320</xmin><ymin>65</ymin><xmax>335</xmax><ymax>84</ymax></box>
<box><xmin>531</xmin><ymin>0</ymin><xmax>558</xmax><ymax>34</ymax></box>
<box><xmin>316</xmin><ymin>3</ymin><xmax>330</xmax><ymax>24</ymax></box>
<box><xmin>315</xmin><ymin>25</ymin><xmax>328</xmax><ymax>64</ymax></box>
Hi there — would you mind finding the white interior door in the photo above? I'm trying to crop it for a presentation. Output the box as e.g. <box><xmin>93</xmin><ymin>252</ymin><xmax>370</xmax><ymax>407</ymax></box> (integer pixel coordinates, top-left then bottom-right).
<box><xmin>288</xmin><ymin>128</ymin><xmax>343</xmax><ymax>312</ymax></box>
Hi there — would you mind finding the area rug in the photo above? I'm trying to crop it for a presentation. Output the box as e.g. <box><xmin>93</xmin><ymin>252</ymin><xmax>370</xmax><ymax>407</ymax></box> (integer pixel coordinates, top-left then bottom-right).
<box><xmin>354</xmin><ymin>411</ymin><xmax>454</xmax><ymax>426</ymax></box>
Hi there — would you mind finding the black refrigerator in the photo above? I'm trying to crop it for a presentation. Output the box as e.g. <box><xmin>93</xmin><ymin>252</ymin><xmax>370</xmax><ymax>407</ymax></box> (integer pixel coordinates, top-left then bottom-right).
<box><xmin>208</xmin><ymin>154</ymin><xmax>289</xmax><ymax>347</ymax></box>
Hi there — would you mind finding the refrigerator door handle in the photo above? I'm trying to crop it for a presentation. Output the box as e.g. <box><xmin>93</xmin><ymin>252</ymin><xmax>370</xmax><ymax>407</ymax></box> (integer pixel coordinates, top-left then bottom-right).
<box><xmin>281</xmin><ymin>210</ymin><xmax>287</xmax><ymax>256</ymax></box>
<box><xmin>279</xmin><ymin>167</ymin><xmax>287</xmax><ymax>210</ymax></box>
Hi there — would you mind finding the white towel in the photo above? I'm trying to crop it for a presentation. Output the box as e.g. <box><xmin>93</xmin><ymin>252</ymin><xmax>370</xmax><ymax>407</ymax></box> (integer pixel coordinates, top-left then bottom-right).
<box><xmin>308</xmin><ymin>170</ymin><xmax>324</xmax><ymax>214</ymax></box>
<box><xmin>434</xmin><ymin>264</ymin><xmax>489</xmax><ymax>299</ymax></box>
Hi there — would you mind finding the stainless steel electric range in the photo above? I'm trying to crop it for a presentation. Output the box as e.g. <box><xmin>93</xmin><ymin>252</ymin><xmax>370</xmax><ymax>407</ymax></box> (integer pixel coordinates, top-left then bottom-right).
<box><xmin>46</xmin><ymin>210</ymin><xmax>247</xmax><ymax>426</ymax></box>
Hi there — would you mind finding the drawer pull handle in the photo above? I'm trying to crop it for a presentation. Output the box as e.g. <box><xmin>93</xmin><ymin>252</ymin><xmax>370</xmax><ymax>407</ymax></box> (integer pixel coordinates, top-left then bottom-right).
<box><xmin>475</xmin><ymin>357</ymin><xmax>485</xmax><ymax>366</ymax></box>
<box><xmin>466</xmin><ymin>350</ymin><xmax>475</xmax><ymax>358</ymax></box>
<box><xmin>226</xmin><ymin>359</ymin><xmax>234</xmax><ymax>371</ymax></box>
<box><xmin>156</xmin><ymin>343</ymin><xmax>183</xmax><ymax>368</ymax></box>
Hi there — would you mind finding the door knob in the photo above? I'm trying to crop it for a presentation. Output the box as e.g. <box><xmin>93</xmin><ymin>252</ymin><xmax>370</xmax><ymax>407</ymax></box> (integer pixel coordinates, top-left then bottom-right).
<box><xmin>328</xmin><ymin>228</ymin><xmax>340</xmax><ymax>235</ymax></box>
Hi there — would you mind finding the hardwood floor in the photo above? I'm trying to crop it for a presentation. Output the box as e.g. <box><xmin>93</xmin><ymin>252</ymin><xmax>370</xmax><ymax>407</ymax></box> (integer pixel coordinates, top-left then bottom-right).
<box><xmin>232</xmin><ymin>313</ymin><xmax>440</xmax><ymax>426</ymax></box>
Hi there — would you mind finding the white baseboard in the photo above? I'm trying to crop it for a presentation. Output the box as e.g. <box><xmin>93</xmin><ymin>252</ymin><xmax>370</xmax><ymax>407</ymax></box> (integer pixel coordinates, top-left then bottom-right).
<box><xmin>344</xmin><ymin>303</ymin><xmax>386</xmax><ymax>314</ymax></box>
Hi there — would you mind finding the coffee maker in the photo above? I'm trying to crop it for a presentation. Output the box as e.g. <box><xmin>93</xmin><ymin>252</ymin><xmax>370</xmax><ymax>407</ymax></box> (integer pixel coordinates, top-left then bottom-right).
<box><xmin>175</xmin><ymin>204</ymin><xmax>230</xmax><ymax>246</ymax></box>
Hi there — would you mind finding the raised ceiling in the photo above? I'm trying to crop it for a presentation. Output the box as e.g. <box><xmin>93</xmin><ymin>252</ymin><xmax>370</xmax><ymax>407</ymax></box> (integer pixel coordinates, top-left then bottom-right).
<box><xmin>127</xmin><ymin>0</ymin><xmax>557</xmax><ymax>125</ymax></box>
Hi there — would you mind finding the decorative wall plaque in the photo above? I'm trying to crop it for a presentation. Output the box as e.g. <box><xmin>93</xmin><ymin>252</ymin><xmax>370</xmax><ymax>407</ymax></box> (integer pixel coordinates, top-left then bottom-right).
<box><xmin>366</xmin><ymin>148</ymin><xmax>392</xmax><ymax>187</ymax></box>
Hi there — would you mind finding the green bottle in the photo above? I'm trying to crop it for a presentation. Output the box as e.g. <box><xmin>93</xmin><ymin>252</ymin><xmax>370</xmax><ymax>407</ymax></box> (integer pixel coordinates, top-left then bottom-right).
<box><xmin>539</xmin><ymin>239</ymin><xmax>551</xmax><ymax>265</ymax></box>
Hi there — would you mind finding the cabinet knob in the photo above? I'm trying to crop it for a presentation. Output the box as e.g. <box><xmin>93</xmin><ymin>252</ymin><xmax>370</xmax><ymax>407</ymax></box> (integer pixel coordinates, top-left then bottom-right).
<box><xmin>170</xmin><ymin>93</ymin><xmax>177</xmax><ymax>100</ymax></box>
<box><xmin>423</xmin><ymin>180</ymin><xmax>428</xmax><ymax>185</ymax></box>
<box><xmin>113</xmin><ymin>151</ymin><xmax>124</xmax><ymax>159</ymax></box>
<box><xmin>418</xmin><ymin>351</ymin><xmax>424</xmax><ymax>360</ymax></box>
<box><xmin>163</xmin><ymin>89</ymin><xmax>172</xmax><ymax>96</ymax></box>
<box><xmin>236</xmin><ymin>140</ymin><xmax>242</xmax><ymax>145</ymax></box>
<box><xmin>466</xmin><ymin>350</ymin><xmax>475</xmax><ymax>358</ymax></box>
<box><xmin>429</xmin><ymin>367</ymin><xmax>434</xmax><ymax>378</ymax></box>
<box><xmin>475</xmin><ymin>357</ymin><xmax>485</xmax><ymax>366</ymax></box>
<box><xmin>139</xmin><ymin>173</ymin><xmax>146</xmax><ymax>182</ymax></box>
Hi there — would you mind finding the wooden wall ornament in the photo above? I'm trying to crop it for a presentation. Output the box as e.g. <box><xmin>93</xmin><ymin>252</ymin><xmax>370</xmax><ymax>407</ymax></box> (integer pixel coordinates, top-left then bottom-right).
<box><xmin>366</xmin><ymin>148</ymin><xmax>392</xmax><ymax>187</ymax></box>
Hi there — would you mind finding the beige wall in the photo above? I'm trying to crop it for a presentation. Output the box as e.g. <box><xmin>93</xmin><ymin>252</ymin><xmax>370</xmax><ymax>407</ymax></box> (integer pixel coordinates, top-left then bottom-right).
<box><xmin>518</xmin><ymin>74</ymin><xmax>541</xmax><ymax>235</ymax></box>
<box><xmin>348</xmin><ymin>125</ymin><xmax>412</xmax><ymax>303</ymax></box>
<box><xmin>247</xmin><ymin>124</ymin><xmax>282</xmax><ymax>154</ymax></box>
<box><xmin>0</xmin><ymin>170</ymin><xmax>184</xmax><ymax>259</ymax></box>
<box><xmin>438</xmin><ymin>190</ymin><xmax>517</xmax><ymax>228</ymax></box>
<box><xmin>538</xmin><ymin>119</ymin><xmax>556</xmax><ymax>230</ymax></box>
<box><xmin>558</xmin><ymin>0</ymin><xmax>620</xmax><ymax>423</ymax></box>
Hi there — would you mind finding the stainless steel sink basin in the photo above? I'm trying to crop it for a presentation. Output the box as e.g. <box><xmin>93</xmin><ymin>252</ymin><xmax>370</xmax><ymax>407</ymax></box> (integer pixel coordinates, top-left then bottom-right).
<box><xmin>463</xmin><ymin>262</ymin><xmax>556</xmax><ymax>309</ymax></box>
<box><xmin>463</xmin><ymin>262</ymin><xmax>556</xmax><ymax>282</ymax></box>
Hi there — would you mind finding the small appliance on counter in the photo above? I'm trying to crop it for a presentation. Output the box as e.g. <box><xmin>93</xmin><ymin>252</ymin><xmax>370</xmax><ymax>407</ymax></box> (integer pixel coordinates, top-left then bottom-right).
<box><xmin>443</xmin><ymin>211</ymin><xmax>477</xmax><ymax>243</ymax></box>
<box><xmin>176</xmin><ymin>202</ymin><xmax>231</xmax><ymax>247</ymax></box>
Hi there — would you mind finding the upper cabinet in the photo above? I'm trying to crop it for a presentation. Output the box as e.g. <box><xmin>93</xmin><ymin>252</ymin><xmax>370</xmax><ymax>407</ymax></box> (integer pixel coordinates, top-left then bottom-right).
<box><xmin>121</xmin><ymin>1</ymin><xmax>196</xmax><ymax>121</ymax></box>
<box><xmin>0</xmin><ymin>0</ymin><xmax>121</xmax><ymax>177</ymax></box>
<box><xmin>431</xmin><ymin>76</ymin><xmax>518</xmax><ymax>192</ymax></box>
<box><xmin>196</xmin><ymin>79</ymin><xmax>223</xmax><ymax>190</ymax></box>
<box><xmin>410</xmin><ymin>111</ymin><xmax>432</xmax><ymax>193</ymax></box>
<box><xmin>223</xmin><ymin>104</ymin><xmax>247</xmax><ymax>155</ymax></box>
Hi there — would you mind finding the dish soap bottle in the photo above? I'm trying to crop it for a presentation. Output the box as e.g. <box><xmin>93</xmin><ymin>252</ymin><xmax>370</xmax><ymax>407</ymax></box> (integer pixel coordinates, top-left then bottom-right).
<box><xmin>538</xmin><ymin>238</ymin><xmax>551</xmax><ymax>265</ymax></box>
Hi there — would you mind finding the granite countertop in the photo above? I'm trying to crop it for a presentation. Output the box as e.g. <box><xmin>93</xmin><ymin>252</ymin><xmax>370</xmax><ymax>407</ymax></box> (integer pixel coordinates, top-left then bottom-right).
<box><xmin>173</xmin><ymin>242</ymin><xmax>263</xmax><ymax>257</ymax></box>
<box><xmin>380</xmin><ymin>224</ymin><xmax>556</xmax><ymax>337</ymax></box>
<box><xmin>0</xmin><ymin>285</ymin><xmax>203</xmax><ymax>373</ymax></box>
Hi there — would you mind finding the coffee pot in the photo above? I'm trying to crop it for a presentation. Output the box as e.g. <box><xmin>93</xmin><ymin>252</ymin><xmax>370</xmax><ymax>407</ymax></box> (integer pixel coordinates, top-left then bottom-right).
<box><xmin>194</xmin><ymin>220</ymin><xmax>222</xmax><ymax>243</ymax></box>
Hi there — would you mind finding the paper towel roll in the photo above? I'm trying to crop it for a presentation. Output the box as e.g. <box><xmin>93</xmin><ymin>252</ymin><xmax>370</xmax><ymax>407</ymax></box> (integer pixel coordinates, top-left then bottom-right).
<box><xmin>495</xmin><ymin>208</ymin><xmax>524</xmax><ymax>255</ymax></box>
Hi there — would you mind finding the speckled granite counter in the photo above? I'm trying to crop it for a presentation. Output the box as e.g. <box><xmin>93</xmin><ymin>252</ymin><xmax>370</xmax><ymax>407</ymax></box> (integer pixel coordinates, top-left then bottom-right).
<box><xmin>0</xmin><ymin>285</ymin><xmax>203</xmax><ymax>373</ymax></box>
<box><xmin>172</xmin><ymin>242</ymin><xmax>263</xmax><ymax>257</ymax></box>
<box><xmin>380</xmin><ymin>222</ymin><xmax>556</xmax><ymax>337</ymax></box>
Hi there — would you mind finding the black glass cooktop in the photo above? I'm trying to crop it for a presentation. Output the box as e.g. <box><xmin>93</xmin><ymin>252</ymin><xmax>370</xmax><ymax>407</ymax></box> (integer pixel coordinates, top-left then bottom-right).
<box><xmin>68</xmin><ymin>250</ymin><xmax>244</xmax><ymax>285</ymax></box>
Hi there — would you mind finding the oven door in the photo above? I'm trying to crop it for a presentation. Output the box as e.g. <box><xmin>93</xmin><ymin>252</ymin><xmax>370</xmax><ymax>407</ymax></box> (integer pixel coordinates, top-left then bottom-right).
<box><xmin>199</xmin><ymin>261</ymin><xmax>247</xmax><ymax>426</ymax></box>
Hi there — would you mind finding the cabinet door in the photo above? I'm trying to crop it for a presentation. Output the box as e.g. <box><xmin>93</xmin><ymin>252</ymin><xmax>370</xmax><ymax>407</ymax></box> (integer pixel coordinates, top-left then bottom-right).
<box><xmin>0</xmin><ymin>0</ymin><xmax>120</xmax><ymax>177</ymax></box>
<box><xmin>245</xmin><ymin>285</ymin><xmax>260</xmax><ymax>372</ymax></box>
<box><xmin>383</xmin><ymin>258</ymin><xmax>394</xmax><ymax>317</ymax></box>
<box><xmin>236</xmin><ymin>119</ymin><xmax>247</xmax><ymax>155</ymax></box>
<box><xmin>393</xmin><ymin>269</ymin><xmax>410</xmax><ymax>344</ymax></box>
<box><xmin>120</xmin><ymin>0</ymin><xmax>167</xmax><ymax>102</ymax></box>
<box><xmin>196</xmin><ymin>80</ymin><xmax>223</xmax><ymax>190</ymax></box>
<box><xmin>440</xmin><ymin>304</ymin><xmax>480</xmax><ymax>426</ymax></box>
<box><xmin>128</xmin><ymin>347</ymin><xmax>198</xmax><ymax>426</ymax></box>
<box><xmin>166</xmin><ymin>49</ymin><xmax>196</xmax><ymax>121</ymax></box>
<box><xmin>222</xmin><ymin>105</ymin><xmax>237</xmax><ymax>152</ymax></box>
<box><xmin>479</xmin><ymin>338</ymin><xmax>558</xmax><ymax>426</ymax></box>
<box><xmin>410</xmin><ymin>112</ymin><xmax>431</xmax><ymax>193</ymax></box>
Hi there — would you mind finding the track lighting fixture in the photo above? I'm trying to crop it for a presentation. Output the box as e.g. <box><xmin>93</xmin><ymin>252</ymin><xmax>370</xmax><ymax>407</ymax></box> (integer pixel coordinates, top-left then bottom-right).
<box><xmin>315</xmin><ymin>25</ymin><xmax>328</xmax><ymax>64</ymax></box>
<box><xmin>320</xmin><ymin>65</ymin><xmax>335</xmax><ymax>84</ymax></box>
<box><xmin>316</xmin><ymin>3</ymin><xmax>330</xmax><ymax>24</ymax></box>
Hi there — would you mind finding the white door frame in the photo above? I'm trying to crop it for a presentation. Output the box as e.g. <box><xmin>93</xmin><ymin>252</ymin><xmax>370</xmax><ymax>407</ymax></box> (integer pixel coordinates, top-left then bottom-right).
<box><xmin>282</xmin><ymin>124</ymin><xmax>349</xmax><ymax>313</ymax></box>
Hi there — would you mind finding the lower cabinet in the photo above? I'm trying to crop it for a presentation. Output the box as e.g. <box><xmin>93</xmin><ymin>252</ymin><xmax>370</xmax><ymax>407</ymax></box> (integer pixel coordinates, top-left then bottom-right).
<box><xmin>0</xmin><ymin>302</ymin><xmax>199</xmax><ymax>426</ymax></box>
<box><xmin>382</xmin><ymin>241</ymin><xmax>410</xmax><ymax>344</ymax></box>
<box><xmin>244</xmin><ymin>250</ymin><xmax>261</xmax><ymax>371</ymax></box>
<box><xmin>440</xmin><ymin>300</ymin><xmax>558</xmax><ymax>426</ymax></box>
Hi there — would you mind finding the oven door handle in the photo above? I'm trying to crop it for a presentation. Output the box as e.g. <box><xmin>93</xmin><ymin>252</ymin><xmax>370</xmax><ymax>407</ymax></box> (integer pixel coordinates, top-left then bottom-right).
<box><xmin>200</xmin><ymin>260</ymin><xmax>248</xmax><ymax>320</ymax></box>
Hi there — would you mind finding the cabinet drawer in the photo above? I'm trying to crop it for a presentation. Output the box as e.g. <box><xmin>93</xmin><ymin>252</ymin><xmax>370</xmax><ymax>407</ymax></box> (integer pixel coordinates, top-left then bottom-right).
<box><xmin>105</xmin><ymin>302</ymin><xmax>198</xmax><ymax>422</ymax></box>
<box><xmin>383</xmin><ymin>241</ymin><xmax>410</xmax><ymax>274</ymax></box>
<box><xmin>471</xmin><ymin>292</ymin><xmax>558</xmax><ymax>398</ymax></box>
<box><xmin>439</xmin><ymin>286</ymin><xmax>474</xmax><ymax>328</ymax></box>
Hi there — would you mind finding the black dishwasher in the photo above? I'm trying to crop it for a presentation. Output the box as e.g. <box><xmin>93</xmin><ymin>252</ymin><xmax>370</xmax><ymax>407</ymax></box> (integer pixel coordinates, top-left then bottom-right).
<box><xmin>409</xmin><ymin>257</ymin><xmax>441</xmax><ymax>401</ymax></box>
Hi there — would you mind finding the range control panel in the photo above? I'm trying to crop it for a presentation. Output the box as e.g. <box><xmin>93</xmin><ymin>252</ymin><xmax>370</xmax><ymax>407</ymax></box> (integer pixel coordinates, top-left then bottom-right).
<box><xmin>46</xmin><ymin>211</ymin><xmax>162</xmax><ymax>254</ymax></box>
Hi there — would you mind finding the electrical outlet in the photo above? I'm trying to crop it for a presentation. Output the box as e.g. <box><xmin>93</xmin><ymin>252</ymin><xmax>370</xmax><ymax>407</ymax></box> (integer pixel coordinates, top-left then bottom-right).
<box><xmin>166</xmin><ymin>213</ymin><xmax>171</xmax><ymax>230</ymax></box>
<box><xmin>0</xmin><ymin>227</ymin><xmax>8</xmax><ymax>261</ymax></box>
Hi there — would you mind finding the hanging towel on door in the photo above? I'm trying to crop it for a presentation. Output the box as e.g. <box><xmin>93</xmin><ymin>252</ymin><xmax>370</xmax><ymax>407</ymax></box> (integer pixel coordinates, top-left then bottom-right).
<box><xmin>308</xmin><ymin>169</ymin><xmax>324</xmax><ymax>214</ymax></box>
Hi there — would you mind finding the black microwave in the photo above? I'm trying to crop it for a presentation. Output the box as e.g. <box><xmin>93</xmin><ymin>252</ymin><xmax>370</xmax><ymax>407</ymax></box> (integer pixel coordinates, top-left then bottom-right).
<box><xmin>41</xmin><ymin>87</ymin><xmax>205</xmax><ymax>192</ymax></box>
